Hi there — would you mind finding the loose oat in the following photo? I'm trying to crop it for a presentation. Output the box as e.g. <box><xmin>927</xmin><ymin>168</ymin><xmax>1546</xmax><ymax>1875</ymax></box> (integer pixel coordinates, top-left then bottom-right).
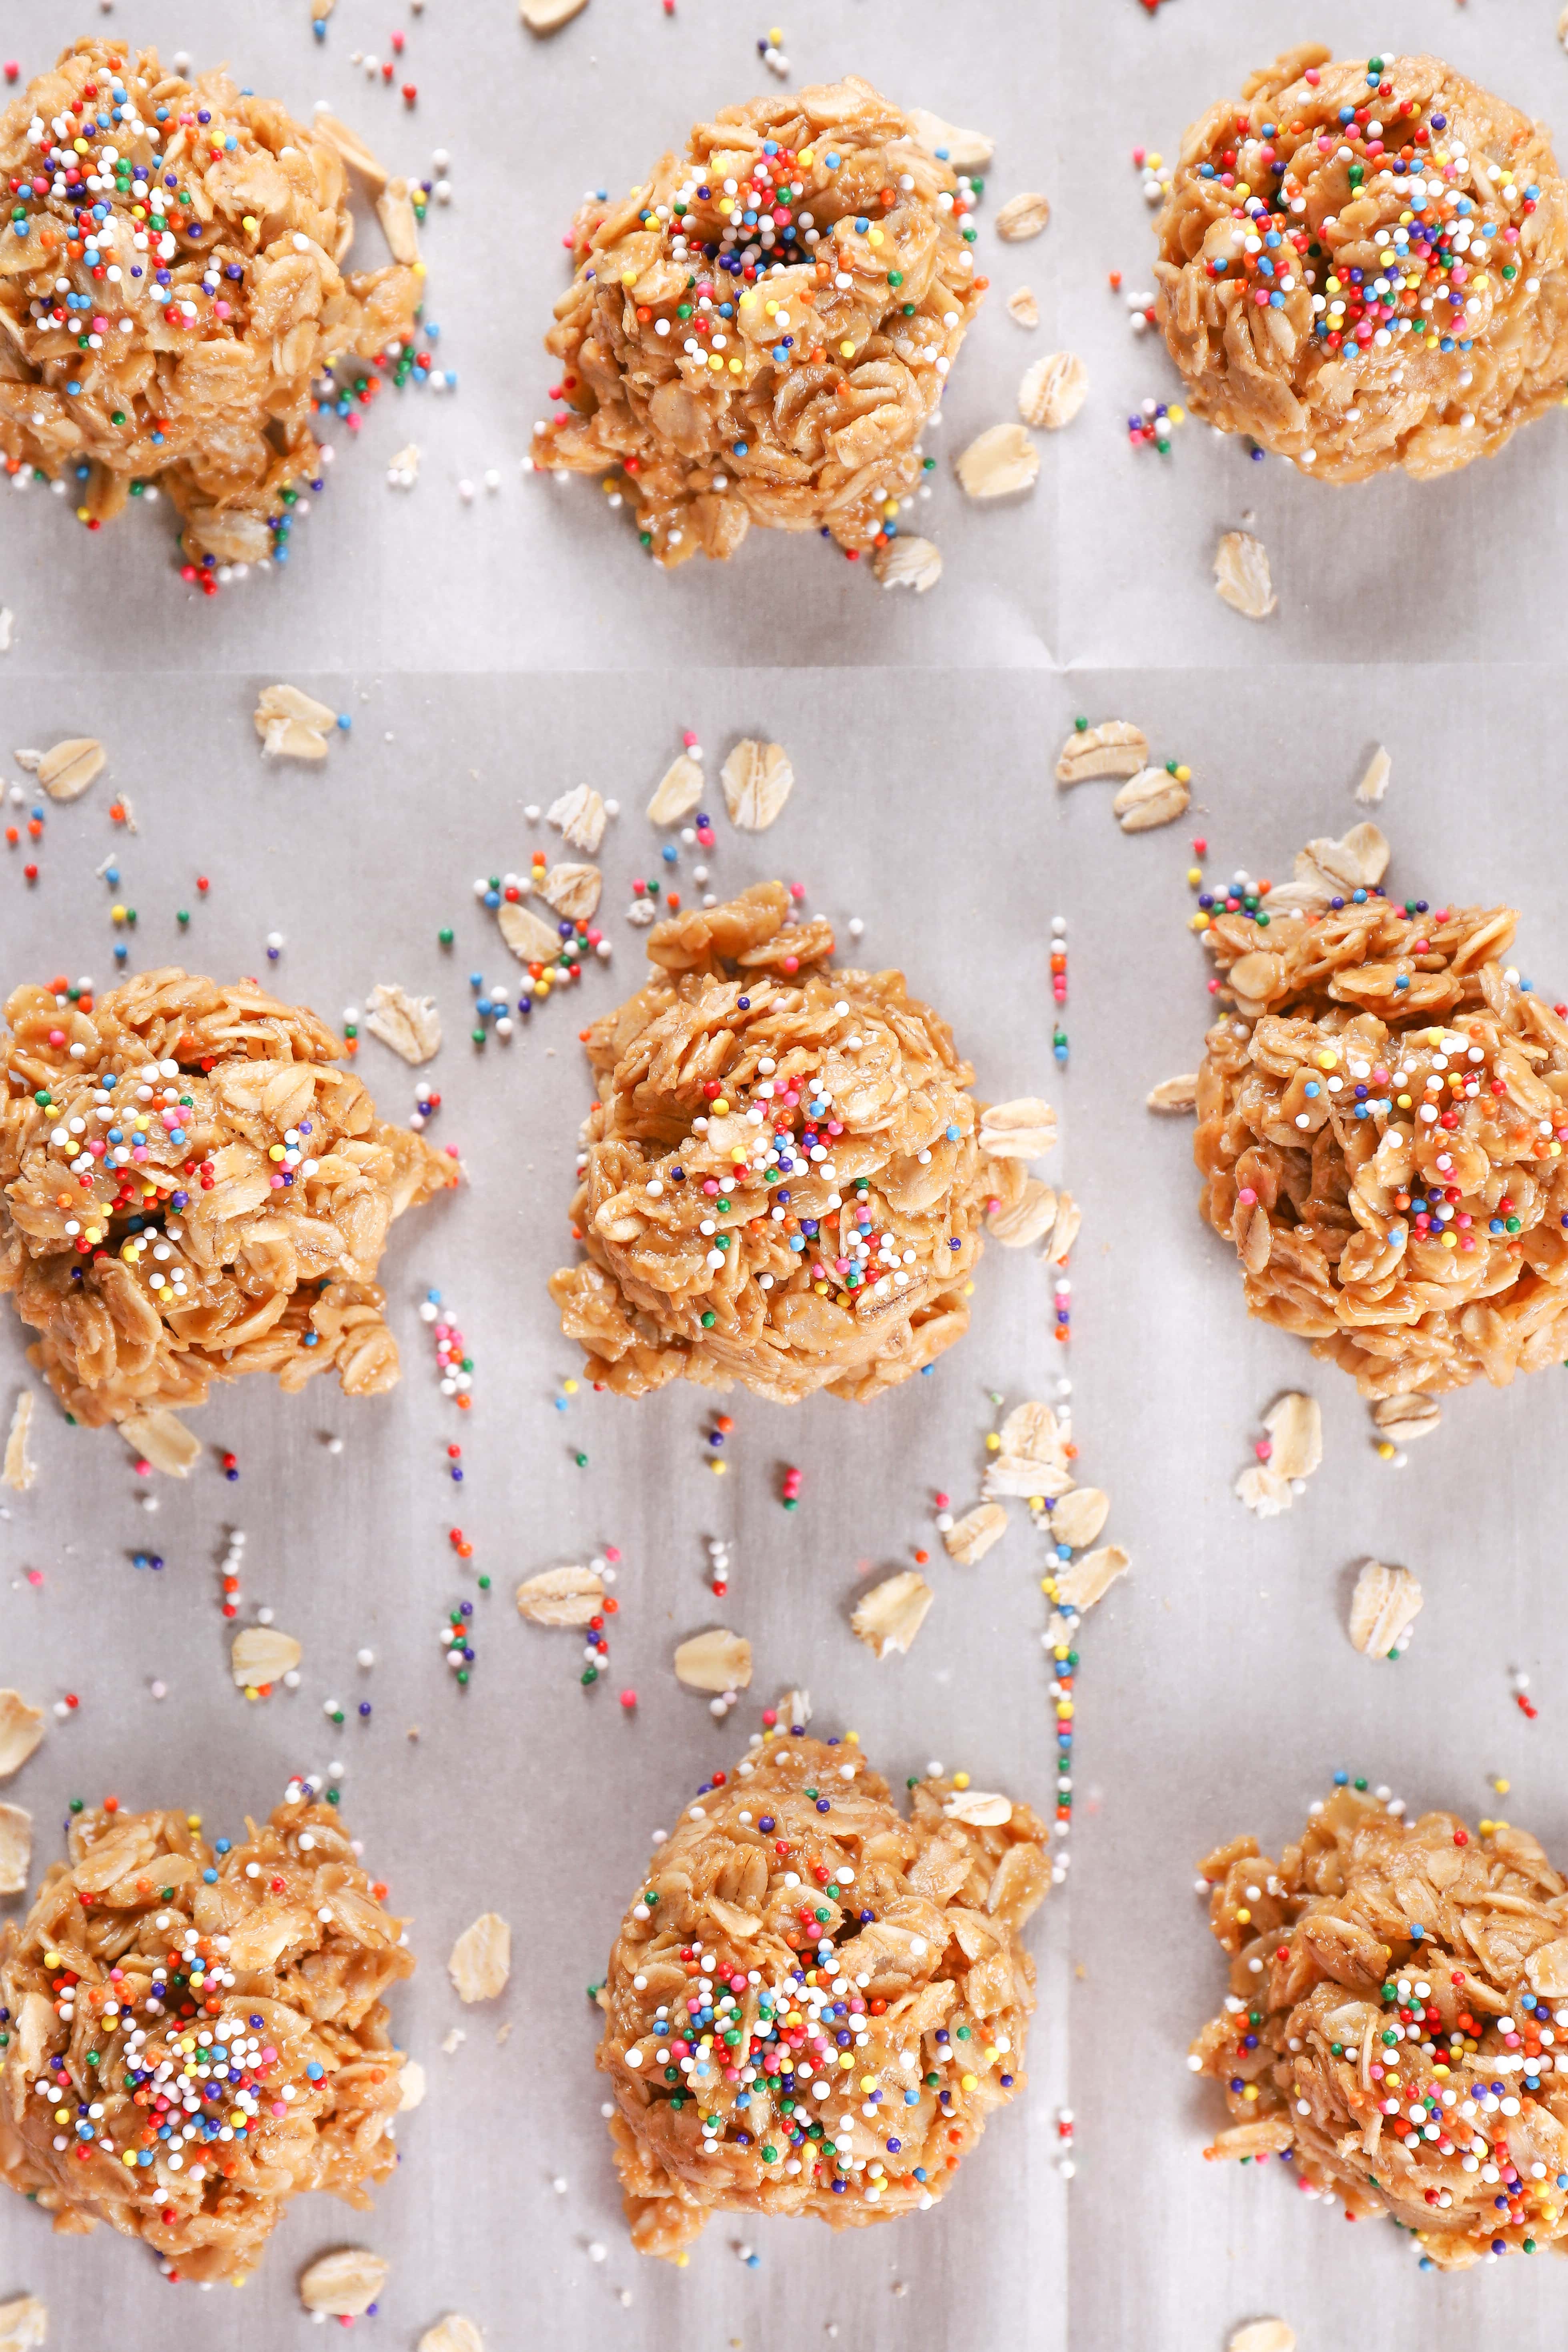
<box><xmin>873</xmin><ymin>535</ymin><xmax>943</xmax><ymax>592</ymax></box>
<box><xmin>1371</xmin><ymin>1392</ymin><xmax>1442</xmax><ymax>1443</ymax></box>
<box><xmin>419</xmin><ymin>2320</ymin><xmax>484</xmax><ymax>2352</ymax></box>
<box><xmin>532</xmin><ymin>82</ymin><xmax>984</xmax><ymax>566</ymax></box>
<box><xmin>1147</xmin><ymin>1074</ymin><xmax>1199</xmax><ymax>1113</ymax></box>
<box><xmin>851</xmin><ymin>1570</ymin><xmax>934</xmax><ymax>1658</ymax></box>
<box><xmin>448</xmin><ymin>1913</ymin><xmax>512</xmax><ymax>2003</ymax></box>
<box><xmin>986</xmin><ymin>1176</ymin><xmax>1059</xmax><ymax>1249</ymax></box>
<box><xmin>1213</xmin><ymin>531</ymin><xmax>1277</xmax><ymax>619</ymax></box>
<box><xmin>906</xmin><ymin>108</ymin><xmax>994</xmax><ymax>174</ymax></box>
<box><xmin>647</xmin><ymin>754</ymin><xmax>704</xmax><ymax>824</ymax></box>
<box><xmin>364</xmin><ymin>982</ymin><xmax>442</xmax><ymax>1066</ymax></box>
<box><xmin>1263</xmin><ymin>1392</ymin><xmax>1321</xmax><ymax>1482</ymax></box>
<box><xmin>1049</xmin><ymin>1488</ymin><xmax>1109</xmax><ymax>1548</ymax></box>
<box><xmin>720</xmin><ymin>740</ymin><xmax>794</xmax><ymax>832</ymax></box>
<box><xmin>1155</xmin><ymin>51</ymin><xmax>1568</xmax><ymax>481</ymax></box>
<box><xmin>942</xmin><ymin>1789</ymin><xmax>1014</xmax><ymax>1828</ymax></box>
<box><xmin>1113</xmin><ymin>767</ymin><xmax>1190</xmax><ymax>832</ymax></box>
<box><xmin>673</xmin><ymin>1628</ymin><xmax>753</xmax><ymax>1692</ymax></box>
<box><xmin>515</xmin><ymin>1564</ymin><xmax>605</xmax><ymax>1626</ymax></box>
<box><xmin>521</xmin><ymin>0</ymin><xmax>589</xmax><ymax>29</ymax></box>
<box><xmin>978</xmin><ymin>1098</ymin><xmax>1057</xmax><ymax>1160</ymax></box>
<box><xmin>1355</xmin><ymin>746</ymin><xmax>1391</xmax><ymax>806</ymax></box>
<box><xmin>2</xmin><ymin>1390</ymin><xmax>35</xmax><ymax>1492</ymax></box>
<box><xmin>1347</xmin><ymin>1557</ymin><xmax>1423</xmax><ymax>1656</ymax></box>
<box><xmin>397</xmin><ymin>2058</ymin><xmax>427</xmax><ymax>2109</ymax></box>
<box><xmin>1019</xmin><ymin>352</ymin><xmax>1087</xmax><ymax>431</ymax></box>
<box><xmin>955</xmin><ymin>421</ymin><xmax>1039</xmax><ymax>499</ymax></box>
<box><xmin>498</xmin><ymin>901</ymin><xmax>567</xmax><ymax>964</ymax></box>
<box><xmin>313</xmin><ymin>110</ymin><xmax>389</xmax><ymax>189</ymax></box>
<box><xmin>0</xmin><ymin>2298</ymin><xmax>46</xmax><ymax>2352</ymax></box>
<box><xmin>995</xmin><ymin>191</ymin><xmax>1050</xmax><ymax>241</ymax></box>
<box><xmin>776</xmin><ymin>1685</ymin><xmax>812</xmax><ymax>1730</ymax></box>
<box><xmin>597</xmin><ymin>1732</ymin><xmax>1048</xmax><ymax>2257</ymax></box>
<box><xmin>1055</xmin><ymin>1544</ymin><xmax>1129</xmax><ymax>1611</ymax></box>
<box><xmin>1191</xmin><ymin>1783</ymin><xmax>1568</xmax><ymax>2265</ymax></box>
<box><xmin>1055</xmin><ymin>721</ymin><xmax>1149</xmax><ymax>787</ymax></box>
<box><xmin>254</xmin><ymin>684</ymin><xmax>337</xmax><ymax>763</ymax></box>
<box><xmin>231</xmin><ymin>1626</ymin><xmax>302</xmax><ymax>1690</ymax></box>
<box><xmin>1229</xmin><ymin>2326</ymin><xmax>1295</xmax><ymax>2352</ymax></box>
<box><xmin>1235</xmin><ymin>1464</ymin><xmax>1293</xmax><ymax>1517</ymax></box>
<box><xmin>540</xmin><ymin>863</ymin><xmax>604</xmax><ymax>922</ymax></box>
<box><xmin>0</xmin><ymin>1802</ymin><xmax>31</xmax><ymax>1894</ymax></box>
<box><xmin>35</xmin><ymin>739</ymin><xmax>104</xmax><ymax>802</ymax></box>
<box><xmin>547</xmin><ymin>784</ymin><xmax>609</xmax><ymax>853</ymax></box>
<box><xmin>1043</xmin><ymin>1190</ymin><xmax>1080</xmax><ymax>1264</ymax></box>
<box><xmin>375</xmin><ymin>177</ymin><xmax>421</xmax><ymax>267</ymax></box>
<box><xmin>116</xmin><ymin>1408</ymin><xmax>202</xmax><ymax>1476</ymax></box>
<box><xmin>299</xmin><ymin>2249</ymin><xmax>390</xmax><ymax>2318</ymax></box>
<box><xmin>0</xmin><ymin>1691</ymin><xmax>44</xmax><ymax>1780</ymax></box>
<box><xmin>1006</xmin><ymin>286</ymin><xmax>1039</xmax><ymax>329</ymax></box>
<box><xmin>1</xmin><ymin>1799</ymin><xmax>410</xmax><ymax>2280</ymax></box>
<box><xmin>984</xmin><ymin>1400</ymin><xmax>1073</xmax><ymax>1499</ymax></box>
<box><xmin>942</xmin><ymin>1502</ymin><xmax>1008</xmax><ymax>1565</ymax></box>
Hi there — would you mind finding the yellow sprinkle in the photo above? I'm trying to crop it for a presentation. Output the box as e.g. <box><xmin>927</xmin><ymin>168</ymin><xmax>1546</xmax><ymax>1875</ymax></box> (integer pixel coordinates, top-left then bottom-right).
<box><xmin>122</xmin><ymin>2150</ymin><xmax>138</xmax><ymax>2168</ymax></box>
<box><xmin>562</xmin><ymin>1379</ymin><xmax>578</xmax><ymax>1395</ymax></box>
<box><xmin>868</xmin><ymin>227</ymin><xmax>884</xmax><ymax>247</ymax></box>
<box><xmin>1028</xmin><ymin>1493</ymin><xmax>1045</xmax><ymax>1511</ymax></box>
<box><xmin>710</xmin><ymin>1459</ymin><xmax>727</xmax><ymax>1476</ymax></box>
<box><xmin>1174</xmin><ymin>765</ymin><xmax>1191</xmax><ymax>784</ymax></box>
<box><xmin>1315</xmin><ymin>1050</ymin><xmax>1339</xmax><ymax>1070</ymax></box>
<box><xmin>799</xmin><ymin>148</ymin><xmax>815</xmax><ymax>167</ymax></box>
<box><xmin>1376</xmin><ymin>1440</ymin><xmax>1396</xmax><ymax>1460</ymax></box>
<box><xmin>984</xmin><ymin>2046</ymin><xmax>999</xmax><ymax>2063</ymax></box>
<box><xmin>76</xmin><ymin>505</ymin><xmax>91</xmax><ymax>523</ymax></box>
<box><xmin>838</xmin><ymin>2051</ymin><xmax>854</xmax><ymax>2068</ymax></box>
<box><xmin>839</xmin><ymin>340</ymin><xmax>855</xmax><ymax>358</ymax></box>
<box><xmin>1236</xmin><ymin>1907</ymin><xmax>1252</xmax><ymax>1925</ymax></box>
<box><xmin>1169</xmin><ymin>403</ymin><xmax>1186</xmax><ymax>424</ymax></box>
<box><xmin>963</xmin><ymin>1281</ymin><xmax>974</xmax><ymax>1295</ymax></box>
<box><xmin>952</xmin><ymin>1771</ymin><xmax>970</xmax><ymax>1790</ymax></box>
<box><xmin>241</xmin><ymin>214</ymin><xmax>258</xmax><ymax>234</ymax></box>
<box><xmin>44</xmin><ymin>1949</ymin><xmax>60</xmax><ymax>1968</ymax></box>
<box><xmin>110</xmin><ymin>903</ymin><xmax>126</xmax><ymax>923</ymax></box>
<box><xmin>268</xmin><ymin>1145</ymin><xmax>285</xmax><ymax>1163</ymax></box>
<box><xmin>1190</xmin><ymin>913</ymin><xmax>1211</xmax><ymax>932</ymax></box>
<box><xmin>1441</xmin><ymin>1232</ymin><xmax>1457</xmax><ymax>1250</ymax></box>
<box><xmin>845</xmin><ymin>1730</ymin><xmax>859</xmax><ymax>1744</ymax></box>
<box><xmin>1479</xmin><ymin>1818</ymin><xmax>1495</xmax><ymax>1836</ymax></box>
<box><xmin>728</xmin><ymin>358</ymin><xmax>742</xmax><ymax>374</ymax></box>
<box><xmin>1493</xmin><ymin>1777</ymin><xmax>1511</xmax><ymax>1795</ymax></box>
<box><xmin>1397</xmin><ymin>1094</ymin><xmax>1412</xmax><ymax>1110</ymax></box>
<box><xmin>621</xmin><ymin>268</ymin><xmax>638</xmax><ymax>284</ymax></box>
<box><xmin>960</xmin><ymin>2073</ymin><xmax>978</xmax><ymax>2091</ymax></box>
<box><xmin>764</xmin><ymin>301</ymin><xmax>778</xmax><ymax>318</ymax></box>
<box><xmin>712</xmin><ymin>1098</ymin><xmax>730</xmax><ymax>1115</ymax></box>
<box><xmin>1242</xmin><ymin>2084</ymin><xmax>1259</xmax><ymax>2102</ymax></box>
<box><xmin>860</xmin><ymin>2075</ymin><xmax>877</xmax><ymax>2093</ymax></box>
<box><xmin>709</xmin><ymin>355</ymin><xmax>723</xmax><ymax>371</ymax></box>
<box><xmin>984</xmin><ymin>1433</ymin><xmax>1001</xmax><ymax>1452</ymax></box>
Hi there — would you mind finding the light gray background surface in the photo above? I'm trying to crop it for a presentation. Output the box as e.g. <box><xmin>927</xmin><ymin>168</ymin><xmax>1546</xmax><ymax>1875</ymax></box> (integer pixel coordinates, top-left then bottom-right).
<box><xmin>2</xmin><ymin>3</ymin><xmax>1568</xmax><ymax>2350</ymax></box>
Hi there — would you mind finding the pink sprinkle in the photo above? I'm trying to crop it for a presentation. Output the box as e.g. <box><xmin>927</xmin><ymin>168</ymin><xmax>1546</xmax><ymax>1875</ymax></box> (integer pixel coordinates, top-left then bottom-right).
<box><xmin>934</xmin><ymin>1490</ymin><xmax>949</xmax><ymax>1508</ymax></box>
<box><xmin>26</xmin><ymin>1568</ymin><xmax>43</xmax><ymax>1586</ymax></box>
<box><xmin>1238</xmin><ymin>1187</ymin><xmax>1257</xmax><ymax>1206</ymax></box>
<box><xmin>788</xmin><ymin>883</ymin><xmax>806</xmax><ymax>902</ymax></box>
<box><xmin>134</xmin><ymin>1458</ymin><xmax>152</xmax><ymax>1478</ymax></box>
<box><xmin>1255</xmin><ymin>1440</ymin><xmax>1273</xmax><ymax>1462</ymax></box>
<box><xmin>604</xmin><ymin>1545</ymin><xmax>622</xmax><ymax>1562</ymax></box>
<box><xmin>48</xmin><ymin>1028</ymin><xmax>64</xmax><ymax>1045</ymax></box>
<box><xmin>619</xmin><ymin>1688</ymin><xmax>637</xmax><ymax>1709</ymax></box>
<box><xmin>682</xmin><ymin>730</ymin><xmax>698</xmax><ymax>748</ymax></box>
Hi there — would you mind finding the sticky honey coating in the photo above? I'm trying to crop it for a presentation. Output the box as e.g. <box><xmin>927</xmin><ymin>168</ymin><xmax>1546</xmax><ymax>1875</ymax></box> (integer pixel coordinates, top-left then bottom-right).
<box><xmin>0</xmin><ymin>1799</ymin><xmax>412</xmax><ymax>2286</ymax></box>
<box><xmin>0</xmin><ymin>968</ymin><xmax>454</xmax><ymax>1424</ymax></box>
<box><xmin>550</xmin><ymin>882</ymin><xmax>1038</xmax><ymax>1403</ymax></box>
<box><xmin>1153</xmin><ymin>47</ymin><xmax>1568</xmax><ymax>479</ymax></box>
<box><xmin>0</xmin><ymin>40</ymin><xmax>422</xmax><ymax>565</ymax></box>
<box><xmin>597</xmin><ymin>1731</ymin><xmax>1049</xmax><ymax>2259</ymax></box>
<box><xmin>1194</xmin><ymin>887</ymin><xmax>1568</xmax><ymax>1396</ymax></box>
<box><xmin>531</xmin><ymin>78</ymin><xmax>983</xmax><ymax>563</ymax></box>
<box><xmin>1193</xmin><ymin>1785</ymin><xmax>1568</xmax><ymax>2270</ymax></box>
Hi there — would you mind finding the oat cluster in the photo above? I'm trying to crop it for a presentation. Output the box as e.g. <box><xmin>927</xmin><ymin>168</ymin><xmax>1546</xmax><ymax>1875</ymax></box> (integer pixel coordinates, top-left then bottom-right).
<box><xmin>0</xmin><ymin>40</ymin><xmax>423</xmax><ymax>565</ymax></box>
<box><xmin>1195</xmin><ymin>886</ymin><xmax>1568</xmax><ymax>1397</ymax></box>
<box><xmin>531</xmin><ymin>78</ymin><xmax>983</xmax><ymax>564</ymax></box>
<box><xmin>1154</xmin><ymin>47</ymin><xmax>1568</xmax><ymax>479</ymax></box>
<box><xmin>598</xmin><ymin>1730</ymin><xmax>1049</xmax><ymax>2260</ymax></box>
<box><xmin>0</xmin><ymin>968</ymin><xmax>454</xmax><ymax>1426</ymax></box>
<box><xmin>0</xmin><ymin>1799</ymin><xmax>412</xmax><ymax>2285</ymax></box>
<box><xmin>551</xmin><ymin>882</ymin><xmax>1050</xmax><ymax>1404</ymax></box>
<box><xmin>1193</xmin><ymin>1785</ymin><xmax>1568</xmax><ymax>2269</ymax></box>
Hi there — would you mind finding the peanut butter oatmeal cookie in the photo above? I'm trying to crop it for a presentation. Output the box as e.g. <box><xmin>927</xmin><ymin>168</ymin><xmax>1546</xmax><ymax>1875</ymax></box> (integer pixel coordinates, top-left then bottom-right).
<box><xmin>598</xmin><ymin>1727</ymin><xmax>1049</xmax><ymax>2260</ymax></box>
<box><xmin>1192</xmin><ymin>1783</ymin><xmax>1568</xmax><ymax>2269</ymax></box>
<box><xmin>1194</xmin><ymin>878</ymin><xmax>1568</xmax><ymax>1397</ymax></box>
<box><xmin>0</xmin><ymin>41</ymin><xmax>424</xmax><ymax>568</ymax></box>
<box><xmin>1153</xmin><ymin>48</ymin><xmax>1568</xmax><ymax>479</ymax></box>
<box><xmin>551</xmin><ymin>882</ymin><xmax>1051</xmax><ymax>1402</ymax></box>
<box><xmin>0</xmin><ymin>1793</ymin><xmax>412</xmax><ymax>2286</ymax></box>
<box><xmin>0</xmin><ymin>969</ymin><xmax>454</xmax><ymax>1427</ymax></box>
<box><xmin>530</xmin><ymin>78</ymin><xmax>983</xmax><ymax>565</ymax></box>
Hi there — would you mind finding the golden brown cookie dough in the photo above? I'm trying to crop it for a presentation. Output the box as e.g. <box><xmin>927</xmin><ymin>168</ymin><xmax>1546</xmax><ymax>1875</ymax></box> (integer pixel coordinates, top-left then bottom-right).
<box><xmin>551</xmin><ymin>882</ymin><xmax>1052</xmax><ymax>1402</ymax></box>
<box><xmin>531</xmin><ymin>78</ymin><xmax>984</xmax><ymax>565</ymax></box>
<box><xmin>597</xmin><ymin>1727</ymin><xmax>1049</xmax><ymax>2260</ymax></box>
<box><xmin>0</xmin><ymin>968</ymin><xmax>454</xmax><ymax>1425</ymax></box>
<box><xmin>0</xmin><ymin>41</ymin><xmax>423</xmax><ymax>567</ymax></box>
<box><xmin>1192</xmin><ymin>1783</ymin><xmax>1568</xmax><ymax>2269</ymax></box>
<box><xmin>1194</xmin><ymin>873</ymin><xmax>1568</xmax><ymax>1397</ymax></box>
<box><xmin>1153</xmin><ymin>46</ymin><xmax>1568</xmax><ymax>479</ymax></box>
<box><xmin>0</xmin><ymin>1796</ymin><xmax>412</xmax><ymax>2286</ymax></box>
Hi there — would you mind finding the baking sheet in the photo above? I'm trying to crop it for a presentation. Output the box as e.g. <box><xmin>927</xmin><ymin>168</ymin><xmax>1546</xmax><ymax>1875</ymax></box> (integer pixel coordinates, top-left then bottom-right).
<box><xmin>3</xmin><ymin>2</ymin><xmax>1568</xmax><ymax>2349</ymax></box>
